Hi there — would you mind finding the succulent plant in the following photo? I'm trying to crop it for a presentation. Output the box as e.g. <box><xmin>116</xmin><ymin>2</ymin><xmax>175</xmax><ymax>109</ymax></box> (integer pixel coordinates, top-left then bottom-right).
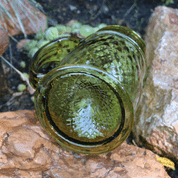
<box><xmin>65</xmin><ymin>27</ymin><xmax>72</xmax><ymax>33</ymax></box>
<box><xmin>57</xmin><ymin>34</ymin><xmax>71</xmax><ymax>38</ymax></box>
<box><xmin>97</xmin><ymin>23</ymin><xmax>107</xmax><ymax>29</ymax></box>
<box><xmin>55</xmin><ymin>25</ymin><xmax>67</xmax><ymax>34</ymax></box>
<box><xmin>24</xmin><ymin>40</ymin><xmax>38</xmax><ymax>51</ymax></box>
<box><xmin>45</xmin><ymin>27</ymin><xmax>59</xmax><ymax>41</ymax></box>
<box><xmin>23</xmin><ymin>22</ymin><xmax>107</xmax><ymax>59</ymax></box>
<box><xmin>71</xmin><ymin>22</ymin><xmax>82</xmax><ymax>29</ymax></box>
<box><xmin>20</xmin><ymin>61</ymin><xmax>26</xmax><ymax>68</ymax></box>
<box><xmin>71</xmin><ymin>28</ymin><xmax>80</xmax><ymax>34</ymax></box>
<box><xmin>79</xmin><ymin>25</ymin><xmax>96</xmax><ymax>37</ymax></box>
<box><xmin>28</xmin><ymin>47</ymin><xmax>39</xmax><ymax>58</ymax></box>
<box><xmin>35</xmin><ymin>29</ymin><xmax>45</xmax><ymax>40</ymax></box>
<box><xmin>17</xmin><ymin>84</ymin><xmax>26</xmax><ymax>92</ymax></box>
<box><xmin>37</xmin><ymin>40</ymin><xmax>50</xmax><ymax>48</ymax></box>
<box><xmin>31</xmin><ymin>96</ymin><xmax>34</xmax><ymax>103</ymax></box>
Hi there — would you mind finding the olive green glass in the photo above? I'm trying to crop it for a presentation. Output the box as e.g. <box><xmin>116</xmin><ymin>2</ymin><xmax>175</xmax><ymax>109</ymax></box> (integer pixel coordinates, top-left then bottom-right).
<box><xmin>29</xmin><ymin>25</ymin><xmax>147</xmax><ymax>155</ymax></box>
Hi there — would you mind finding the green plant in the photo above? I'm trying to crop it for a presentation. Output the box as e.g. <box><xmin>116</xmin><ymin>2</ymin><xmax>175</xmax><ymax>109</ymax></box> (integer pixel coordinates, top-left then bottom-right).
<box><xmin>21</xmin><ymin>72</ymin><xmax>29</xmax><ymax>81</ymax></box>
<box><xmin>161</xmin><ymin>0</ymin><xmax>174</xmax><ymax>5</ymax></box>
<box><xmin>0</xmin><ymin>56</ymin><xmax>35</xmax><ymax>94</ymax></box>
<box><xmin>20</xmin><ymin>61</ymin><xmax>26</xmax><ymax>68</ymax></box>
<box><xmin>136</xmin><ymin>18</ymin><xmax>143</xmax><ymax>30</ymax></box>
<box><xmin>17</xmin><ymin>83</ymin><xmax>26</xmax><ymax>92</ymax></box>
<box><xmin>45</xmin><ymin>27</ymin><xmax>59</xmax><ymax>41</ymax></box>
<box><xmin>23</xmin><ymin>22</ymin><xmax>107</xmax><ymax>59</ymax></box>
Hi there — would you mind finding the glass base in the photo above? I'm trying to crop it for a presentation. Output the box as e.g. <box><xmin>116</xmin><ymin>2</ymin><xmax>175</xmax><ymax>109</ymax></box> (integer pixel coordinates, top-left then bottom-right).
<box><xmin>34</xmin><ymin>65</ymin><xmax>134</xmax><ymax>154</ymax></box>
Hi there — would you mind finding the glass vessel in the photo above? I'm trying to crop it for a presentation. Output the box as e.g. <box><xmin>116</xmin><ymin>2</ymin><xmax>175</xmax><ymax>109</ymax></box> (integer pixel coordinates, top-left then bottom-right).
<box><xmin>29</xmin><ymin>25</ymin><xmax>147</xmax><ymax>155</ymax></box>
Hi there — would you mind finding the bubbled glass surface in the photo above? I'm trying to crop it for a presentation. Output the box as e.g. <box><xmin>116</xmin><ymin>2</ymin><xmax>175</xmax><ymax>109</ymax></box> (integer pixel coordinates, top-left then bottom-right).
<box><xmin>48</xmin><ymin>74</ymin><xmax>122</xmax><ymax>141</ymax></box>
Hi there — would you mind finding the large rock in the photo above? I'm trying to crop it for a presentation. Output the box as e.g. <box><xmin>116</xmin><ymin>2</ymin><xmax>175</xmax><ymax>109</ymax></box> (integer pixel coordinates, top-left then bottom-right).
<box><xmin>133</xmin><ymin>6</ymin><xmax>178</xmax><ymax>160</ymax></box>
<box><xmin>0</xmin><ymin>110</ymin><xmax>170</xmax><ymax>178</ymax></box>
<box><xmin>0</xmin><ymin>0</ymin><xmax>47</xmax><ymax>36</ymax></box>
<box><xmin>0</xmin><ymin>30</ymin><xmax>9</xmax><ymax>94</ymax></box>
<box><xmin>0</xmin><ymin>30</ymin><xmax>9</xmax><ymax>56</ymax></box>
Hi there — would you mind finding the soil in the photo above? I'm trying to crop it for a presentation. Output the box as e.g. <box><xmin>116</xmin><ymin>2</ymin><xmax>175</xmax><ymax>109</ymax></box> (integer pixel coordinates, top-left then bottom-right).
<box><xmin>0</xmin><ymin>0</ymin><xmax>178</xmax><ymax>177</ymax></box>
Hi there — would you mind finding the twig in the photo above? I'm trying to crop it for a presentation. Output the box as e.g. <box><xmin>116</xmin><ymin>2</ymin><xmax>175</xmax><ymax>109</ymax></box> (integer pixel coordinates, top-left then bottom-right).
<box><xmin>9</xmin><ymin>34</ymin><xmax>18</xmax><ymax>43</ymax></box>
<box><xmin>0</xmin><ymin>25</ymin><xmax>19</xmax><ymax>43</ymax></box>
<box><xmin>1</xmin><ymin>56</ymin><xmax>35</xmax><ymax>94</ymax></box>
<box><xmin>0</xmin><ymin>92</ymin><xmax>23</xmax><ymax>109</ymax></box>
<box><xmin>132</xmin><ymin>139</ymin><xmax>138</xmax><ymax>147</ymax></box>
<box><xmin>85</xmin><ymin>0</ymin><xmax>106</xmax><ymax>23</ymax></box>
<box><xmin>123</xmin><ymin>3</ymin><xmax>135</xmax><ymax>19</ymax></box>
<box><xmin>118</xmin><ymin>3</ymin><xmax>136</xmax><ymax>25</ymax></box>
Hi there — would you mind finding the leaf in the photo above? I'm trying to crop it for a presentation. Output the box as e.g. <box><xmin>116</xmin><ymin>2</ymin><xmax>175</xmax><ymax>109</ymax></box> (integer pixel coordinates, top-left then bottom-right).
<box><xmin>156</xmin><ymin>155</ymin><xmax>175</xmax><ymax>170</ymax></box>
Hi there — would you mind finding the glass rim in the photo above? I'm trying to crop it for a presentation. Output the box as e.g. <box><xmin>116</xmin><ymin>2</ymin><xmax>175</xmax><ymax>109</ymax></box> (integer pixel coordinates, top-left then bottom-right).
<box><xmin>34</xmin><ymin>65</ymin><xmax>134</xmax><ymax>154</ymax></box>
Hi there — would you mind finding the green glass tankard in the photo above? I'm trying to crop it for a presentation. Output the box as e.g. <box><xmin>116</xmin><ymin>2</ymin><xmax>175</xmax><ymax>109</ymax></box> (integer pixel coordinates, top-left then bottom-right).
<box><xmin>29</xmin><ymin>25</ymin><xmax>147</xmax><ymax>154</ymax></box>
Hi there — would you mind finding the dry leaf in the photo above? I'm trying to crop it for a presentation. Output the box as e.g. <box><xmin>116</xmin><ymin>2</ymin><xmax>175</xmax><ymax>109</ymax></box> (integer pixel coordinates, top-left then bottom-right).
<box><xmin>156</xmin><ymin>155</ymin><xmax>175</xmax><ymax>170</ymax></box>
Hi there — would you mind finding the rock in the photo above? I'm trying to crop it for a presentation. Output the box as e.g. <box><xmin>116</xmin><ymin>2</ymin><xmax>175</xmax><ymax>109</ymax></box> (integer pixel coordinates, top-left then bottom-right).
<box><xmin>16</xmin><ymin>39</ymin><xmax>31</xmax><ymax>50</ymax></box>
<box><xmin>0</xmin><ymin>30</ymin><xmax>9</xmax><ymax>95</ymax></box>
<box><xmin>69</xmin><ymin>5</ymin><xmax>77</xmax><ymax>11</ymax></box>
<box><xmin>0</xmin><ymin>60</ymin><xmax>5</xmax><ymax>96</ymax></box>
<box><xmin>0</xmin><ymin>0</ymin><xmax>47</xmax><ymax>36</ymax></box>
<box><xmin>0</xmin><ymin>30</ymin><xmax>9</xmax><ymax>56</ymax></box>
<box><xmin>0</xmin><ymin>110</ymin><xmax>170</xmax><ymax>177</ymax></box>
<box><xmin>133</xmin><ymin>6</ymin><xmax>178</xmax><ymax>160</ymax></box>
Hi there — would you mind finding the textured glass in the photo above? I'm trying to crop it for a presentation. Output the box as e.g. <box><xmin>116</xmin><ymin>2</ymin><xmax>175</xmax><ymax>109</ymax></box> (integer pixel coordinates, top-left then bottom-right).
<box><xmin>29</xmin><ymin>25</ymin><xmax>147</xmax><ymax>154</ymax></box>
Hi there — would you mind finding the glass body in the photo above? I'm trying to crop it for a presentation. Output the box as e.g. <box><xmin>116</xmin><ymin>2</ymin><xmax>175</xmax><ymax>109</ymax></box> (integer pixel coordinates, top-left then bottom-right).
<box><xmin>29</xmin><ymin>25</ymin><xmax>147</xmax><ymax>154</ymax></box>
